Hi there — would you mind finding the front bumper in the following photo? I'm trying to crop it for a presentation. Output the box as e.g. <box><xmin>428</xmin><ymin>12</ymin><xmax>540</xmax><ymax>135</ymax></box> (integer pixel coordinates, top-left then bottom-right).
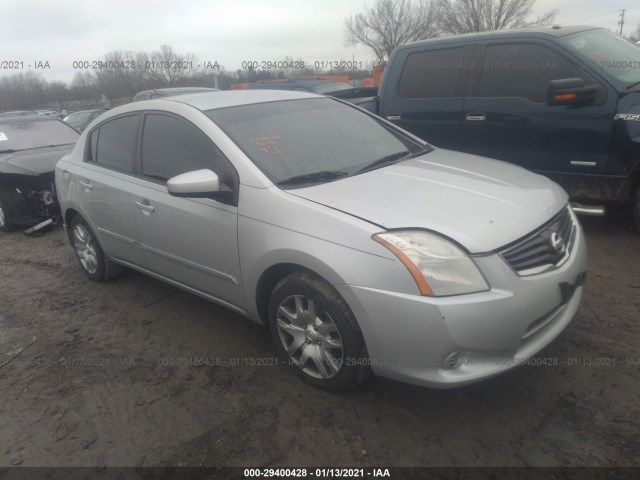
<box><xmin>336</xmin><ymin>219</ymin><xmax>588</xmax><ymax>388</ymax></box>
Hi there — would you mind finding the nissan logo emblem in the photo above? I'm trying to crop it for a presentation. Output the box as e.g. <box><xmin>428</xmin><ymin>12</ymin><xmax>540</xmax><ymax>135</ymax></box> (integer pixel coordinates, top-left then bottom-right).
<box><xmin>550</xmin><ymin>232</ymin><xmax>565</xmax><ymax>253</ymax></box>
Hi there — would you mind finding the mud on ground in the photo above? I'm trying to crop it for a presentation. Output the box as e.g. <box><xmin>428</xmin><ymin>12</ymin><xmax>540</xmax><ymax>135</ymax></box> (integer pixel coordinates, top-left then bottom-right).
<box><xmin>0</xmin><ymin>209</ymin><xmax>638</xmax><ymax>467</ymax></box>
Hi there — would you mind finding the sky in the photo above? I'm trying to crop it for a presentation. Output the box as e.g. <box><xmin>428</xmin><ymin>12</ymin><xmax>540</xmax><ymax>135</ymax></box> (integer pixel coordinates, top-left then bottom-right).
<box><xmin>1</xmin><ymin>0</ymin><xmax>639</xmax><ymax>83</ymax></box>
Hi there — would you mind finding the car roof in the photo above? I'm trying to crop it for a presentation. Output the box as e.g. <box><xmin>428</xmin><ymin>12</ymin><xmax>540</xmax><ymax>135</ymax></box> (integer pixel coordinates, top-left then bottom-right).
<box><xmin>139</xmin><ymin>89</ymin><xmax>320</xmax><ymax>111</ymax></box>
<box><xmin>400</xmin><ymin>25</ymin><xmax>604</xmax><ymax>50</ymax></box>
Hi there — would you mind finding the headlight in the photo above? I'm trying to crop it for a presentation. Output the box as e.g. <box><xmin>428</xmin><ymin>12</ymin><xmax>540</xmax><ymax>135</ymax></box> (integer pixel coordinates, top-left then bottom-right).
<box><xmin>373</xmin><ymin>230</ymin><xmax>489</xmax><ymax>297</ymax></box>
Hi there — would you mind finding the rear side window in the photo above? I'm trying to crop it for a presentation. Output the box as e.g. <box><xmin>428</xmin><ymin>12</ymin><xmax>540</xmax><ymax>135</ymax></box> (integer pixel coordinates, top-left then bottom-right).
<box><xmin>140</xmin><ymin>114</ymin><xmax>237</xmax><ymax>190</ymax></box>
<box><xmin>93</xmin><ymin>115</ymin><xmax>138</xmax><ymax>172</ymax></box>
<box><xmin>478</xmin><ymin>43</ymin><xmax>584</xmax><ymax>103</ymax></box>
<box><xmin>398</xmin><ymin>47</ymin><xmax>464</xmax><ymax>98</ymax></box>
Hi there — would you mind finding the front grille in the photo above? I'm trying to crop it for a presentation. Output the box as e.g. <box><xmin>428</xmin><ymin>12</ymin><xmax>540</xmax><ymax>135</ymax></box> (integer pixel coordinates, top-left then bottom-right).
<box><xmin>499</xmin><ymin>206</ymin><xmax>576</xmax><ymax>276</ymax></box>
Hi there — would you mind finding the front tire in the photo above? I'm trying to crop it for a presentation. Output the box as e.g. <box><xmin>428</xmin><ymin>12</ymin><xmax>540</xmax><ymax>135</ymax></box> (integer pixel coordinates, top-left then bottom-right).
<box><xmin>268</xmin><ymin>272</ymin><xmax>369</xmax><ymax>391</ymax></box>
<box><xmin>70</xmin><ymin>215</ymin><xmax>124</xmax><ymax>281</ymax></box>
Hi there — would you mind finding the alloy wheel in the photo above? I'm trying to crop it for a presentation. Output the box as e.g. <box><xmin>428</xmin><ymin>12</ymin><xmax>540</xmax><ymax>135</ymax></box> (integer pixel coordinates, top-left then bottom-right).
<box><xmin>276</xmin><ymin>294</ymin><xmax>344</xmax><ymax>379</ymax></box>
<box><xmin>72</xmin><ymin>224</ymin><xmax>98</xmax><ymax>274</ymax></box>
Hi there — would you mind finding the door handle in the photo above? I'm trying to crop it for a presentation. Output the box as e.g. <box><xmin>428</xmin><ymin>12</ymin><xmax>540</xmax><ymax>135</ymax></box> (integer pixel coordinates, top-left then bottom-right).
<box><xmin>79</xmin><ymin>179</ymin><xmax>93</xmax><ymax>190</ymax></box>
<box><xmin>465</xmin><ymin>113</ymin><xmax>486</xmax><ymax>122</ymax></box>
<box><xmin>135</xmin><ymin>201</ymin><xmax>155</xmax><ymax>213</ymax></box>
<box><xmin>386</xmin><ymin>114</ymin><xmax>401</xmax><ymax>121</ymax></box>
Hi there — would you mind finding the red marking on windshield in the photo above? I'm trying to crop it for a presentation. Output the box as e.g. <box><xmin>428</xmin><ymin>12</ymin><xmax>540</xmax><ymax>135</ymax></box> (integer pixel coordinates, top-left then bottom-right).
<box><xmin>250</xmin><ymin>135</ymin><xmax>289</xmax><ymax>160</ymax></box>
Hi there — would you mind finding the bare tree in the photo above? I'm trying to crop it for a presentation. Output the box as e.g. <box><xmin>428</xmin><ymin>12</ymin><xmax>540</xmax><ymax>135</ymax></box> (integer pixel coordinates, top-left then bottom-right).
<box><xmin>147</xmin><ymin>45</ymin><xmax>199</xmax><ymax>87</ymax></box>
<box><xmin>437</xmin><ymin>0</ymin><xmax>557</xmax><ymax>35</ymax></box>
<box><xmin>626</xmin><ymin>23</ymin><xmax>640</xmax><ymax>43</ymax></box>
<box><xmin>91</xmin><ymin>50</ymin><xmax>142</xmax><ymax>100</ymax></box>
<box><xmin>344</xmin><ymin>0</ymin><xmax>440</xmax><ymax>67</ymax></box>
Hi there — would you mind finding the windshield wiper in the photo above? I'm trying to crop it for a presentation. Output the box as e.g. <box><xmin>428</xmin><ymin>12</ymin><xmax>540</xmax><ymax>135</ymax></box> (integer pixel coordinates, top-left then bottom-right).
<box><xmin>626</xmin><ymin>80</ymin><xmax>640</xmax><ymax>91</ymax></box>
<box><xmin>278</xmin><ymin>170</ymin><xmax>349</xmax><ymax>187</ymax></box>
<box><xmin>354</xmin><ymin>147</ymin><xmax>430</xmax><ymax>175</ymax></box>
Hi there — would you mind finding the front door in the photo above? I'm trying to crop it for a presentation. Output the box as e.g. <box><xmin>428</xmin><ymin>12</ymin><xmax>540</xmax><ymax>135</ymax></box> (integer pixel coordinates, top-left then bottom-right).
<box><xmin>132</xmin><ymin>112</ymin><xmax>244</xmax><ymax>310</ymax></box>
<box><xmin>461</xmin><ymin>41</ymin><xmax>615</xmax><ymax>175</ymax></box>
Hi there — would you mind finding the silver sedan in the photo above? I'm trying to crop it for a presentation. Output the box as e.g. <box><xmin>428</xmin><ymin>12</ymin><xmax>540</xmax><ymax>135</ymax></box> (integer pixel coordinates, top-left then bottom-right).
<box><xmin>55</xmin><ymin>90</ymin><xmax>588</xmax><ymax>390</ymax></box>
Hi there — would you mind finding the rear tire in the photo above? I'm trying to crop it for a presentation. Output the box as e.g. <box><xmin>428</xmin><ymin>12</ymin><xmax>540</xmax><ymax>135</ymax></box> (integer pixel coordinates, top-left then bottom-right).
<box><xmin>268</xmin><ymin>271</ymin><xmax>369</xmax><ymax>391</ymax></box>
<box><xmin>70</xmin><ymin>215</ymin><xmax>124</xmax><ymax>281</ymax></box>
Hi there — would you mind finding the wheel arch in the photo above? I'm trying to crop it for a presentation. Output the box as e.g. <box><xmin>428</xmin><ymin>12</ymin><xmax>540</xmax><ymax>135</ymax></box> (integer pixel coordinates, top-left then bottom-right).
<box><xmin>254</xmin><ymin>262</ymin><xmax>335</xmax><ymax>327</ymax></box>
<box><xmin>63</xmin><ymin>207</ymin><xmax>82</xmax><ymax>242</ymax></box>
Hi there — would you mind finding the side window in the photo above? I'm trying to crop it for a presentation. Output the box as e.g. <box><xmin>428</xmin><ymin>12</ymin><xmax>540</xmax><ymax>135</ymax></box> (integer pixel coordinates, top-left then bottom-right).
<box><xmin>94</xmin><ymin>115</ymin><xmax>138</xmax><ymax>172</ymax></box>
<box><xmin>141</xmin><ymin>114</ymin><xmax>238</xmax><ymax>191</ymax></box>
<box><xmin>398</xmin><ymin>47</ymin><xmax>465</xmax><ymax>98</ymax></box>
<box><xmin>478</xmin><ymin>43</ymin><xmax>584</xmax><ymax>103</ymax></box>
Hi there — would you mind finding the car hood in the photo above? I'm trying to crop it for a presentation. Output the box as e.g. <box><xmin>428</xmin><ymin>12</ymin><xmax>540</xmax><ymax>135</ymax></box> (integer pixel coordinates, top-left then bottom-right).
<box><xmin>287</xmin><ymin>149</ymin><xmax>568</xmax><ymax>253</ymax></box>
<box><xmin>0</xmin><ymin>145</ymin><xmax>75</xmax><ymax>176</ymax></box>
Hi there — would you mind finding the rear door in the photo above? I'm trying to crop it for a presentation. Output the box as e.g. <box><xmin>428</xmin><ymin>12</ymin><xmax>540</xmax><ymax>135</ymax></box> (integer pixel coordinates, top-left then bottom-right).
<box><xmin>461</xmin><ymin>41</ymin><xmax>615</xmax><ymax>174</ymax></box>
<box><xmin>379</xmin><ymin>45</ymin><xmax>472</xmax><ymax>149</ymax></box>
<box><xmin>77</xmin><ymin>114</ymin><xmax>143</xmax><ymax>265</ymax></box>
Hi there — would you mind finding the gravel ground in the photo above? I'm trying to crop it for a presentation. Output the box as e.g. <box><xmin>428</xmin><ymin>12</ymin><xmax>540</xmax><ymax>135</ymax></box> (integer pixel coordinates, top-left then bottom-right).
<box><xmin>0</xmin><ymin>208</ymin><xmax>638</xmax><ymax>468</ymax></box>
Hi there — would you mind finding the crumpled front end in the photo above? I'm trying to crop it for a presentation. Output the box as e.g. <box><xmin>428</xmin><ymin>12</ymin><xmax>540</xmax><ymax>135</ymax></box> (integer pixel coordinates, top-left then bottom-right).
<box><xmin>0</xmin><ymin>171</ymin><xmax>59</xmax><ymax>233</ymax></box>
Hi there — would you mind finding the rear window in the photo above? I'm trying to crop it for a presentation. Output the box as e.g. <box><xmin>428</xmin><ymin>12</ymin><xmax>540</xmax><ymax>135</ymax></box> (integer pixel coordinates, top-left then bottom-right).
<box><xmin>398</xmin><ymin>47</ymin><xmax>464</xmax><ymax>98</ymax></box>
<box><xmin>94</xmin><ymin>115</ymin><xmax>138</xmax><ymax>172</ymax></box>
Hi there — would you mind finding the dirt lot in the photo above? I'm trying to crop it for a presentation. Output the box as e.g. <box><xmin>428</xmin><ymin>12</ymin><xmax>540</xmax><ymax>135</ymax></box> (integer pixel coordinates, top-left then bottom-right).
<box><xmin>0</xmin><ymin>209</ymin><xmax>638</xmax><ymax>468</ymax></box>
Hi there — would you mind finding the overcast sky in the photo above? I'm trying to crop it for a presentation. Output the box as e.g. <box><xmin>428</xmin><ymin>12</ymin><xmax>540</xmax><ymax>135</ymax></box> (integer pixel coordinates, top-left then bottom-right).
<box><xmin>1</xmin><ymin>0</ymin><xmax>639</xmax><ymax>83</ymax></box>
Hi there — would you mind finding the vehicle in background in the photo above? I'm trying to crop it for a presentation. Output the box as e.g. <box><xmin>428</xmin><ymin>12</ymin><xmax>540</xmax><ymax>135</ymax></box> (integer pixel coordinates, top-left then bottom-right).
<box><xmin>246</xmin><ymin>79</ymin><xmax>377</xmax><ymax>99</ymax></box>
<box><xmin>56</xmin><ymin>90</ymin><xmax>587</xmax><ymax>390</ymax></box>
<box><xmin>63</xmin><ymin>108</ymin><xmax>109</xmax><ymax>132</ymax></box>
<box><xmin>35</xmin><ymin>110</ymin><xmax>62</xmax><ymax>118</ymax></box>
<box><xmin>132</xmin><ymin>87</ymin><xmax>218</xmax><ymax>102</ymax></box>
<box><xmin>0</xmin><ymin>111</ymin><xmax>35</xmax><ymax>118</ymax></box>
<box><xmin>0</xmin><ymin>116</ymin><xmax>79</xmax><ymax>233</ymax></box>
<box><xmin>356</xmin><ymin>25</ymin><xmax>640</xmax><ymax>231</ymax></box>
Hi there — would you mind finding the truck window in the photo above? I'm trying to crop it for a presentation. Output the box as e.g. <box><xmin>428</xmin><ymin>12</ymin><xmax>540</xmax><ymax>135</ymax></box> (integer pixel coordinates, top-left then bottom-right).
<box><xmin>478</xmin><ymin>43</ymin><xmax>584</xmax><ymax>103</ymax></box>
<box><xmin>398</xmin><ymin>47</ymin><xmax>464</xmax><ymax>99</ymax></box>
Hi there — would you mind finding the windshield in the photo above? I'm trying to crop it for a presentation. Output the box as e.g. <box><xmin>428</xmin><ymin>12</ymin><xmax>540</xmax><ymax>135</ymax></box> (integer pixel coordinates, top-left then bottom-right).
<box><xmin>66</xmin><ymin>111</ymin><xmax>93</xmax><ymax>122</ymax></box>
<box><xmin>206</xmin><ymin>98</ymin><xmax>429</xmax><ymax>187</ymax></box>
<box><xmin>312</xmin><ymin>82</ymin><xmax>354</xmax><ymax>94</ymax></box>
<box><xmin>0</xmin><ymin>118</ymin><xmax>79</xmax><ymax>151</ymax></box>
<box><xmin>561</xmin><ymin>29</ymin><xmax>640</xmax><ymax>84</ymax></box>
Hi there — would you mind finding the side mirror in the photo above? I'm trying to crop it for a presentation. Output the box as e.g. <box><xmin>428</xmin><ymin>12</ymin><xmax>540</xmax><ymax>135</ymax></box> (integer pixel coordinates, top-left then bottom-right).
<box><xmin>548</xmin><ymin>78</ymin><xmax>597</xmax><ymax>107</ymax></box>
<box><xmin>167</xmin><ymin>169</ymin><xmax>220</xmax><ymax>198</ymax></box>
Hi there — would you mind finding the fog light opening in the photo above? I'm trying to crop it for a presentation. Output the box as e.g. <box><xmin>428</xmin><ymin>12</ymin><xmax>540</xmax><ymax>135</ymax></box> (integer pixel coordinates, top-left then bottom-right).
<box><xmin>443</xmin><ymin>351</ymin><xmax>464</xmax><ymax>370</ymax></box>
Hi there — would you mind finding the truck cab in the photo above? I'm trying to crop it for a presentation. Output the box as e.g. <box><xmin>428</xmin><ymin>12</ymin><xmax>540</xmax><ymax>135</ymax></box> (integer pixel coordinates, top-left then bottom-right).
<box><xmin>373</xmin><ymin>25</ymin><xmax>640</xmax><ymax>229</ymax></box>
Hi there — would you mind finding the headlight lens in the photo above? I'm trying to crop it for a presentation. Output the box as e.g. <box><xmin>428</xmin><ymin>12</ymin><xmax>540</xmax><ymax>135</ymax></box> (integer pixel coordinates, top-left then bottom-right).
<box><xmin>373</xmin><ymin>230</ymin><xmax>489</xmax><ymax>296</ymax></box>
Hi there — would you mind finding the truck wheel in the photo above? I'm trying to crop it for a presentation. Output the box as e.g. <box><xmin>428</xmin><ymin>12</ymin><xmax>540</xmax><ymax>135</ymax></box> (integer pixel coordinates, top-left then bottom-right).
<box><xmin>0</xmin><ymin>192</ymin><xmax>17</xmax><ymax>232</ymax></box>
<box><xmin>633</xmin><ymin>186</ymin><xmax>640</xmax><ymax>235</ymax></box>
<box><xmin>268</xmin><ymin>271</ymin><xmax>370</xmax><ymax>391</ymax></box>
<box><xmin>70</xmin><ymin>215</ymin><xmax>124</xmax><ymax>281</ymax></box>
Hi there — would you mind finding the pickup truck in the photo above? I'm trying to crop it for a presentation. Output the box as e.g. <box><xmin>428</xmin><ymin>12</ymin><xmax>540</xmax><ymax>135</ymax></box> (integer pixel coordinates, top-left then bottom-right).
<box><xmin>356</xmin><ymin>25</ymin><xmax>640</xmax><ymax>231</ymax></box>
